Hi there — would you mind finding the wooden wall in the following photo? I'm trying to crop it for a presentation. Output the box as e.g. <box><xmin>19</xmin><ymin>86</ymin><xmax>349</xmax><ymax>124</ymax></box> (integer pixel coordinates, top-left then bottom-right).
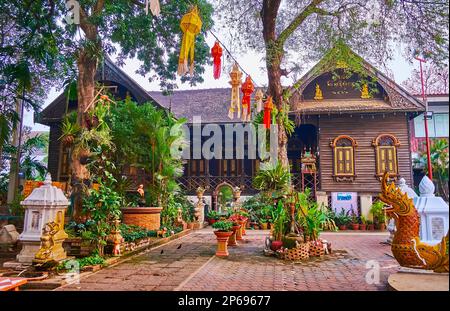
<box><xmin>47</xmin><ymin>123</ymin><xmax>62</xmax><ymax>181</ymax></box>
<box><xmin>318</xmin><ymin>113</ymin><xmax>413</xmax><ymax>194</ymax></box>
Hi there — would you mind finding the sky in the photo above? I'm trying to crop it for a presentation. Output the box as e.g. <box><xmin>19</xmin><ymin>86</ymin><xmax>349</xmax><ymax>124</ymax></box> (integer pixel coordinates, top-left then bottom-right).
<box><xmin>25</xmin><ymin>32</ymin><xmax>418</xmax><ymax>132</ymax></box>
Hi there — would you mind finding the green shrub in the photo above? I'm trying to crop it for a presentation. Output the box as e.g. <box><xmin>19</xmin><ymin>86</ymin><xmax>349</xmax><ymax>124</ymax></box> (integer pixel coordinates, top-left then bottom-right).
<box><xmin>212</xmin><ymin>220</ymin><xmax>233</xmax><ymax>231</ymax></box>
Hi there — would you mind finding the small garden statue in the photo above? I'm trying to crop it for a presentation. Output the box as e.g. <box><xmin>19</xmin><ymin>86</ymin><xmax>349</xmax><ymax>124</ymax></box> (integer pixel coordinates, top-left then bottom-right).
<box><xmin>137</xmin><ymin>184</ymin><xmax>146</xmax><ymax>207</ymax></box>
<box><xmin>233</xmin><ymin>187</ymin><xmax>242</xmax><ymax>211</ymax></box>
<box><xmin>109</xmin><ymin>219</ymin><xmax>124</xmax><ymax>256</ymax></box>
<box><xmin>33</xmin><ymin>220</ymin><xmax>68</xmax><ymax>266</ymax></box>
<box><xmin>174</xmin><ymin>207</ymin><xmax>187</xmax><ymax>230</ymax></box>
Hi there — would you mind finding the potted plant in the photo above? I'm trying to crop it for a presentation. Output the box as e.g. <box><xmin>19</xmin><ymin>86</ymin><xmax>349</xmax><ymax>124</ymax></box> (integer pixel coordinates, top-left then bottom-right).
<box><xmin>260</xmin><ymin>219</ymin><xmax>268</xmax><ymax>230</ymax></box>
<box><xmin>359</xmin><ymin>216</ymin><xmax>367</xmax><ymax>231</ymax></box>
<box><xmin>370</xmin><ymin>201</ymin><xmax>387</xmax><ymax>231</ymax></box>
<box><xmin>334</xmin><ymin>209</ymin><xmax>351</xmax><ymax>231</ymax></box>
<box><xmin>212</xmin><ymin>220</ymin><xmax>234</xmax><ymax>257</ymax></box>
<box><xmin>270</xmin><ymin>201</ymin><xmax>287</xmax><ymax>251</ymax></box>
<box><xmin>227</xmin><ymin>221</ymin><xmax>241</xmax><ymax>247</ymax></box>
<box><xmin>59</xmin><ymin>113</ymin><xmax>80</xmax><ymax>146</ymax></box>
<box><xmin>366</xmin><ymin>219</ymin><xmax>375</xmax><ymax>231</ymax></box>
<box><xmin>207</xmin><ymin>211</ymin><xmax>219</xmax><ymax>225</ymax></box>
<box><xmin>349</xmin><ymin>210</ymin><xmax>360</xmax><ymax>230</ymax></box>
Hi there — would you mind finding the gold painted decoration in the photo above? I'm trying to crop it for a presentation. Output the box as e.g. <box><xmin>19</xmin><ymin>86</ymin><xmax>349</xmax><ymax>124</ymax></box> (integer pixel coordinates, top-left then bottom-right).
<box><xmin>255</xmin><ymin>89</ymin><xmax>264</xmax><ymax>113</ymax></box>
<box><xmin>314</xmin><ymin>84</ymin><xmax>323</xmax><ymax>100</ymax></box>
<box><xmin>361</xmin><ymin>83</ymin><xmax>371</xmax><ymax>99</ymax></box>
<box><xmin>177</xmin><ymin>6</ymin><xmax>203</xmax><ymax>76</ymax></box>
<box><xmin>379</xmin><ymin>172</ymin><xmax>449</xmax><ymax>273</ymax></box>
<box><xmin>228</xmin><ymin>63</ymin><xmax>243</xmax><ymax>120</ymax></box>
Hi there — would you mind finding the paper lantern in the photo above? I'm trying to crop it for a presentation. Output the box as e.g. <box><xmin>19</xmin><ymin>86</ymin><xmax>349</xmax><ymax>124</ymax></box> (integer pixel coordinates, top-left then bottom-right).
<box><xmin>255</xmin><ymin>89</ymin><xmax>264</xmax><ymax>113</ymax></box>
<box><xmin>241</xmin><ymin>76</ymin><xmax>255</xmax><ymax>122</ymax></box>
<box><xmin>211</xmin><ymin>41</ymin><xmax>223</xmax><ymax>80</ymax></box>
<box><xmin>228</xmin><ymin>63</ymin><xmax>243</xmax><ymax>120</ymax></box>
<box><xmin>263</xmin><ymin>96</ymin><xmax>274</xmax><ymax>129</ymax></box>
<box><xmin>178</xmin><ymin>6</ymin><xmax>203</xmax><ymax>76</ymax></box>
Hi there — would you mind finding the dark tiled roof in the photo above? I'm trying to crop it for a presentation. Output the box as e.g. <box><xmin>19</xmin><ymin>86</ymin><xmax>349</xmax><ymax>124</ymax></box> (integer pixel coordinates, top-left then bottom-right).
<box><xmin>148</xmin><ymin>88</ymin><xmax>261</xmax><ymax>124</ymax></box>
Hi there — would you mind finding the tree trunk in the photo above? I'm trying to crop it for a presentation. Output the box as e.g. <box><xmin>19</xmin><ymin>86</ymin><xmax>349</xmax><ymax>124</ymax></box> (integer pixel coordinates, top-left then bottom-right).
<box><xmin>71</xmin><ymin>48</ymin><xmax>99</xmax><ymax>221</ymax></box>
<box><xmin>261</xmin><ymin>0</ymin><xmax>289</xmax><ymax>168</ymax></box>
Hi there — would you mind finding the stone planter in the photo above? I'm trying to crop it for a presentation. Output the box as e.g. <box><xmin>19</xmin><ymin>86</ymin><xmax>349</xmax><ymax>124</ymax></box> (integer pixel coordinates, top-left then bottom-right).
<box><xmin>121</xmin><ymin>207</ymin><xmax>162</xmax><ymax>231</ymax></box>
<box><xmin>214</xmin><ymin>231</ymin><xmax>233</xmax><ymax>257</ymax></box>
<box><xmin>228</xmin><ymin>225</ymin><xmax>241</xmax><ymax>247</ymax></box>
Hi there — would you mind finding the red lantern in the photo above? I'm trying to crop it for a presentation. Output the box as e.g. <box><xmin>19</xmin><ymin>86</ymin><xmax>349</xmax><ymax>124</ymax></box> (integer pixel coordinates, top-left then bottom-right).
<box><xmin>241</xmin><ymin>76</ymin><xmax>254</xmax><ymax>122</ymax></box>
<box><xmin>211</xmin><ymin>41</ymin><xmax>223</xmax><ymax>80</ymax></box>
<box><xmin>263</xmin><ymin>96</ymin><xmax>273</xmax><ymax>129</ymax></box>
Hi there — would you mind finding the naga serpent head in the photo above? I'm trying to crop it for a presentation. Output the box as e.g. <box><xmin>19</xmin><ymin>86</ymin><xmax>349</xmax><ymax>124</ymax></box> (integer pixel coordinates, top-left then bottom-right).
<box><xmin>379</xmin><ymin>172</ymin><xmax>415</xmax><ymax>217</ymax></box>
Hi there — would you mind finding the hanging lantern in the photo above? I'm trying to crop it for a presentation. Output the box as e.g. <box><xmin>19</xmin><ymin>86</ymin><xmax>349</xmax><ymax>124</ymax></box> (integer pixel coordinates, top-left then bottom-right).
<box><xmin>178</xmin><ymin>6</ymin><xmax>203</xmax><ymax>76</ymax></box>
<box><xmin>263</xmin><ymin>96</ymin><xmax>274</xmax><ymax>129</ymax></box>
<box><xmin>254</xmin><ymin>89</ymin><xmax>264</xmax><ymax>113</ymax></box>
<box><xmin>211</xmin><ymin>41</ymin><xmax>223</xmax><ymax>80</ymax></box>
<box><xmin>241</xmin><ymin>76</ymin><xmax>255</xmax><ymax>122</ymax></box>
<box><xmin>145</xmin><ymin>0</ymin><xmax>161</xmax><ymax>16</ymax></box>
<box><xmin>228</xmin><ymin>63</ymin><xmax>243</xmax><ymax>120</ymax></box>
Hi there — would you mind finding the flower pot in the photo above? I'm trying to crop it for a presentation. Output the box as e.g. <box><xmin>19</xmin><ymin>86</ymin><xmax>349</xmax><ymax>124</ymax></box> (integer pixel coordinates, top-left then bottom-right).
<box><xmin>338</xmin><ymin>225</ymin><xmax>347</xmax><ymax>231</ymax></box>
<box><xmin>214</xmin><ymin>230</ymin><xmax>233</xmax><ymax>257</ymax></box>
<box><xmin>351</xmin><ymin>223</ymin><xmax>359</xmax><ymax>230</ymax></box>
<box><xmin>377</xmin><ymin>223</ymin><xmax>386</xmax><ymax>231</ymax></box>
<box><xmin>121</xmin><ymin>207</ymin><xmax>163</xmax><ymax>231</ymax></box>
<box><xmin>236</xmin><ymin>221</ymin><xmax>244</xmax><ymax>240</ymax></box>
<box><xmin>260</xmin><ymin>223</ymin><xmax>268</xmax><ymax>230</ymax></box>
<box><xmin>270</xmin><ymin>240</ymin><xmax>283</xmax><ymax>252</ymax></box>
<box><xmin>367</xmin><ymin>224</ymin><xmax>375</xmax><ymax>231</ymax></box>
<box><xmin>359</xmin><ymin>224</ymin><xmax>367</xmax><ymax>231</ymax></box>
<box><xmin>241</xmin><ymin>218</ymin><xmax>248</xmax><ymax>235</ymax></box>
<box><xmin>228</xmin><ymin>225</ymin><xmax>241</xmax><ymax>247</ymax></box>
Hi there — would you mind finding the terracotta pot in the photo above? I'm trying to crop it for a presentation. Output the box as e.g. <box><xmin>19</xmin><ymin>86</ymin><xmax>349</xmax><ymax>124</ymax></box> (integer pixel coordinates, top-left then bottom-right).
<box><xmin>339</xmin><ymin>225</ymin><xmax>347</xmax><ymax>231</ymax></box>
<box><xmin>270</xmin><ymin>240</ymin><xmax>283</xmax><ymax>252</ymax></box>
<box><xmin>214</xmin><ymin>230</ymin><xmax>233</xmax><ymax>257</ymax></box>
<box><xmin>367</xmin><ymin>224</ymin><xmax>375</xmax><ymax>231</ymax></box>
<box><xmin>121</xmin><ymin>207</ymin><xmax>162</xmax><ymax>231</ymax></box>
<box><xmin>236</xmin><ymin>221</ymin><xmax>244</xmax><ymax>240</ymax></box>
<box><xmin>359</xmin><ymin>224</ymin><xmax>367</xmax><ymax>231</ymax></box>
<box><xmin>228</xmin><ymin>225</ymin><xmax>241</xmax><ymax>247</ymax></box>
<box><xmin>260</xmin><ymin>222</ymin><xmax>268</xmax><ymax>230</ymax></box>
<box><xmin>242</xmin><ymin>219</ymin><xmax>248</xmax><ymax>235</ymax></box>
<box><xmin>377</xmin><ymin>223</ymin><xmax>386</xmax><ymax>231</ymax></box>
<box><xmin>351</xmin><ymin>223</ymin><xmax>359</xmax><ymax>230</ymax></box>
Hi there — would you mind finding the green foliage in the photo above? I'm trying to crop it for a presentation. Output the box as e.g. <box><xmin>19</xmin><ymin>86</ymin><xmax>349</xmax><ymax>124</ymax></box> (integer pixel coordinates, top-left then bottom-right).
<box><xmin>253</xmin><ymin>162</ymin><xmax>291</xmax><ymax>193</ymax></box>
<box><xmin>241</xmin><ymin>194</ymin><xmax>274</xmax><ymax>223</ymax></box>
<box><xmin>82</xmin><ymin>173</ymin><xmax>123</xmax><ymax>256</ymax></box>
<box><xmin>370</xmin><ymin>201</ymin><xmax>386</xmax><ymax>224</ymax></box>
<box><xmin>207</xmin><ymin>210</ymin><xmax>219</xmax><ymax>220</ymax></box>
<box><xmin>295</xmin><ymin>189</ymin><xmax>328</xmax><ymax>240</ymax></box>
<box><xmin>107</xmin><ymin>100</ymin><xmax>186</xmax><ymax>208</ymax></box>
<box><xmin>212</xmin><ymin>220</ymin><xmax>233</xmax><ymax>232</ymax></box>
<box><xmin>272</xmin><ymin>200</ymin><xmax>288</xmax><ymax>241</ymax></box>
<box><xmin>119</xmin><ymin>224</ymin><xmax>156</xmax><ymax>242</ymax></box>
<box><xmin>75</xmin><ymin>254</ymin><xmax>106</xmax><ymax>269</ymax></box>
<box><xmin>415</xmin><ymin>139</ymin><xmax>449</xmax><ymax>199</ymax></box>
<box><xmin>333</xmin><ymin>209</ymin><xmax>352</xmax><ymax>227</ymax></box>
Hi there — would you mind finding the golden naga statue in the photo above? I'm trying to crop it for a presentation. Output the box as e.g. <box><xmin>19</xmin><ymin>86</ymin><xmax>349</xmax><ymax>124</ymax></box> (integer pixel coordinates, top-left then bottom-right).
<box><xmin>314</xmin><ymin>84</ymin><xmax>323</xmax><ymax>100</ymax></box>
<box><xmin>34</xmin><ymin>222</ymin><xmax>60</xmax><ymax>262</ymax></box>
<box><xmin>379</xmin><ymin>172</ymin><xmax>449</xmax><ymax>273</ymax></box>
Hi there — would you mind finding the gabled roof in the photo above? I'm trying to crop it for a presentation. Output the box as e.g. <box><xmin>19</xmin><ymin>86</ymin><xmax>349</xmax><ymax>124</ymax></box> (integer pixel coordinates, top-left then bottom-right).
<box><xmin>149</xmin><ymin>88</ymin><xmax>263</xmax><ymax>124</ymax></box>
<box><xmin>37</xmin><ymin>57</ymin><xmax>162</xmax><ymax>125</ymax></box>
<box><xmin>289</xmin><ymin>45</ymin><xmax>426</xmax><ymax>115</ymax></box>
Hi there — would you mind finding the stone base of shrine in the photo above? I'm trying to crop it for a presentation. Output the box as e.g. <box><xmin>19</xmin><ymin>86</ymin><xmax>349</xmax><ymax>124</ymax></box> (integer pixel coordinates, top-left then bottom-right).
<box><xmin>388</xmin><ymin>269</ymin><xmax>449</xmax><ymax>291</ymax></box>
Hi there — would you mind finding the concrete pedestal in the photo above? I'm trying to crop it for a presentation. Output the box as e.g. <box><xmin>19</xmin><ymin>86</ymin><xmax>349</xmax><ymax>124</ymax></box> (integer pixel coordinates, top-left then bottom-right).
<box><xmin>388</xmin><ymin>270</ymin><xmax>449</xmax><ymax>291</ymax></box>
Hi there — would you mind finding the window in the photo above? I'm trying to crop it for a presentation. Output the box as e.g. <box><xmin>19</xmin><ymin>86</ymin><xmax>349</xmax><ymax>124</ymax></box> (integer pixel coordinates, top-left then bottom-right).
<box><xmin>372</xmin><ymin>134</ymin><xmax>400</xmax><ymax>177</ymax></box>
<box><xmin>189</xmin><ymin>160</ymin><xmax>205</xmax><ymax>176</ymax></box>
<box><xmin>414</xmin><ymin>113</ymin><xmax>449</xmax><ymax>138</ymax></box>
<box><xmin>330</xmin><ymin>135</ymin><xmax>357</xmax><ymax>182</ymax></box>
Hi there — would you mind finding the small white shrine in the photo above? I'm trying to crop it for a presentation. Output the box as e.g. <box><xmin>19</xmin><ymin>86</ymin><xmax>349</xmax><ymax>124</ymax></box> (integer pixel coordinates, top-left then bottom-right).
<box><xmin>16</xmin><ymin>174</ymin><xmax>69</xmax><ymax>263</ymax></box>
<box><xmin>414</xmin><ymin>176</ymin><xmax>449</xmax><ymax>245</ymax></box>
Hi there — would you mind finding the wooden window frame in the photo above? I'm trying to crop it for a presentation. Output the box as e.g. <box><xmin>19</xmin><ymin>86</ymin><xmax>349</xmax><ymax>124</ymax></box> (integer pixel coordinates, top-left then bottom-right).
<box><xmin>372</xmin><ymin>134</ymin><xmax>400</xmax><ymax>178</ymax></box>
<box><xmin>330</xmin><ymin>135</ymin><xmax>358</xmax><ymax>182</ymax></box>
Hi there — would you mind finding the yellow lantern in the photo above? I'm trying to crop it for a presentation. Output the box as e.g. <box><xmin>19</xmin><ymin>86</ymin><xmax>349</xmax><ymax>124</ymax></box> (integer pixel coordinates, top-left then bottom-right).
<box><xmin>178</xmin><ymin>6</ymin><xmax>203</xmax><ymax>76</ymax></box>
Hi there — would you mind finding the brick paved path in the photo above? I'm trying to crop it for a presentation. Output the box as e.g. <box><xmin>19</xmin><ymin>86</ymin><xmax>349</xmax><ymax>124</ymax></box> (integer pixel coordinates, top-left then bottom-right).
<box><xmin>57</xmin><ymin>228</ymin><xmax>399</xmax><ymax>291</ymax></box>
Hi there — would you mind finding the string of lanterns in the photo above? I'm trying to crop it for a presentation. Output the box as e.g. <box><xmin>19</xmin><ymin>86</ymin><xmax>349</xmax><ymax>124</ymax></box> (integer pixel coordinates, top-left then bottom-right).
<box><xmin>144</xmin><ymin>4</ymin><xmax>274</xmax><ymax>127</ymax></box>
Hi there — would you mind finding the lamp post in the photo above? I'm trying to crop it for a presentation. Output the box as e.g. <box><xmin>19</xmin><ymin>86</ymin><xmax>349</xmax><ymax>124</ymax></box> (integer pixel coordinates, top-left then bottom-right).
<box><xmin>415</xmin><ymin>56</ymin><xmax>433</xmax><ymax>180</ymax></box>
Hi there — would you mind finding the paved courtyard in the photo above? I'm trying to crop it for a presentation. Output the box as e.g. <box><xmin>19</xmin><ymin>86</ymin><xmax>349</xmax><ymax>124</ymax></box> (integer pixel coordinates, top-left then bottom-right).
<box><xmin>57</xmin><ymin>228</ymin><xmax>398</xmax><ymax>291</ymax></box>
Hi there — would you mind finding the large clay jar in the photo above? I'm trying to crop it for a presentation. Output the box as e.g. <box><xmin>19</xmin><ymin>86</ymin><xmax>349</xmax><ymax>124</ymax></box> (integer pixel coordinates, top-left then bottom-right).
<box><xmin>214</xmin><ymin>231</ymin><xmax>233</xmax><ymax>257</ymax></box>
<box><xmin>270</xmin><ymin>240</ymin><xmax>283</xmax><ymax>251</ymax></box>
<box><xmin>228</xmin><ymin>225</ymin><xmax>241</xmax><ymax>246</ymax></box>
